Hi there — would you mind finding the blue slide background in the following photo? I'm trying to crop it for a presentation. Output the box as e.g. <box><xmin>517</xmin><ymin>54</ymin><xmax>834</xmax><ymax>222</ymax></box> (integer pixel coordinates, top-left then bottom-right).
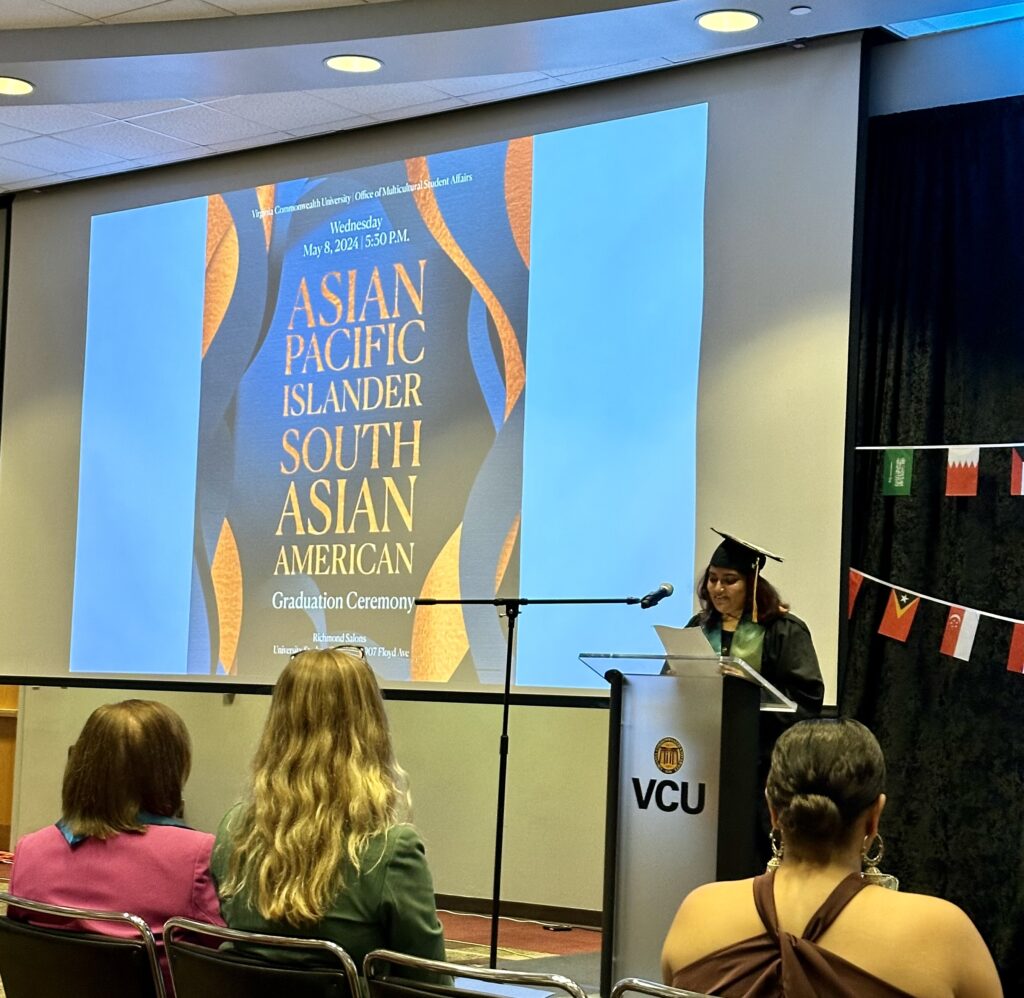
<box><xmin>516</xmin><ymin>104</ymin><xmax>707</xmax><ymax>688</ymax></box>
<box><xmin>70</xmin><ymin>199</ymin><xmax>207</xmax><ymax>673</ymax></box>
<box><xmin>68</xmin><ymin>103</ymin><xmax>707</xmax><ymax>686</ymax></box>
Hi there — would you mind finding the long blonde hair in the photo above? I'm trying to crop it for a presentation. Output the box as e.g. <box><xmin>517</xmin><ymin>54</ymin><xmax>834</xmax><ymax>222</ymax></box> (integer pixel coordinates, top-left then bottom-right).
<box><xmin>218</xmin><ymin>649</ymin><xmax>410</xmax><ymax>925</ymax></box>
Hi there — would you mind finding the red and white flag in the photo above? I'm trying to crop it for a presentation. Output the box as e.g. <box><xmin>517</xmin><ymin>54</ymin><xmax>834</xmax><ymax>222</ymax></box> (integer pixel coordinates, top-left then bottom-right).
<box><xmin>945</xmin><ymin>446</ymin><xmax>980</xmax><ymax>496</ymax></box>
<box><xmin>878</xmin><ymin>589</ymin><xmax>920</xmax><ymax>642</ymax></box>
<box><xmin>1011</xmin><ymin>447</ymin><xmax>1024</xmax><ymax>496</ymax></box>
<box><xmin>848</xmin><ymin>569</ymin><xmax>864</xmax><ymax>619</ymax></box>
<box><xmin>1008</xmin><ymin>623</ymin><xmax>1024</xmax><ymax>674</ymax></box>
<box><xmin>939</xmin><ymin>606</ymin><xmax>979</xmax><ymax>661</ymax></box>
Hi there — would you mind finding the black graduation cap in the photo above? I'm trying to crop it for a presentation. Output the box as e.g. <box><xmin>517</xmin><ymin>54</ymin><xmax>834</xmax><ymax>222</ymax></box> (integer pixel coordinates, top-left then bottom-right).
<box><xmin>709</xmin><ymin>528</ymin><xmax>784</xmax><ymax>572</ymax></box>
<box><xmin>707</xmin><ymin>528</ymin><xmax>784</xmax><ymax>622</ymax></box>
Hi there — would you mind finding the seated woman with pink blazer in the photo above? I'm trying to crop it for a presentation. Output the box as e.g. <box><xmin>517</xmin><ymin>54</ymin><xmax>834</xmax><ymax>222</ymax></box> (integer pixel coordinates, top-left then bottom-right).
<box><xmin>10</xmin><ymin>699</ymin><xmax>224</xmax><ymax>992</ymax></box>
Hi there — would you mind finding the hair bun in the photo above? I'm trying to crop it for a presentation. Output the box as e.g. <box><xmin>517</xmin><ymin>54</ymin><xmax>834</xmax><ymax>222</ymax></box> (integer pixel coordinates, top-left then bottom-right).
<box><xmin>779</xmin><ymin>791</ymin><xmax>844</xmax><ymax>842</ymax></box>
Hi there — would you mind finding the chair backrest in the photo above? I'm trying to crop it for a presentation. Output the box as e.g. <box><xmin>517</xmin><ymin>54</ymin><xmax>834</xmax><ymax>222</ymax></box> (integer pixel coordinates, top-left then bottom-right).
<box><xmin>610</xmin><ymin>976</ymin><xmax>716</xmax><ymax>998</ymax></box>
<box><xmin>0</xmin><ymin>892</ymin><xmax>165</xmax><ymax>998</ymax></box>
<box><xmin>164</xmin><ymin>916</ymin><xmax>360</xmax><ymax>998</ymax></box>
<box><xmin>364</xmin><ymin>948</ymin><xmax>590</xmax><ymax>998</ymax></box>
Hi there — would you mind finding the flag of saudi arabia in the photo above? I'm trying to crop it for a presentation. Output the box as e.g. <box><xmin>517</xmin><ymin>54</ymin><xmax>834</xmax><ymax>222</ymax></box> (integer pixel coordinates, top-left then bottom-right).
<box><xmin>882</xmin><ymin>448</ymin><xmax>913</xmax><ymax>496</ymax></box>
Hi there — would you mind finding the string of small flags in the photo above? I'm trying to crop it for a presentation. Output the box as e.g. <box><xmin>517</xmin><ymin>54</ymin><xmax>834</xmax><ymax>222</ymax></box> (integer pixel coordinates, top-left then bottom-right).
<box><xmin>848</xmin><ymin>569</ymin><xmax>1024</xmax><ymax>673</ymax></box>
<box><xmin>854</xmin><ymin>442</ymin><xmax>1024</xmax><ymax>496</ymax></box>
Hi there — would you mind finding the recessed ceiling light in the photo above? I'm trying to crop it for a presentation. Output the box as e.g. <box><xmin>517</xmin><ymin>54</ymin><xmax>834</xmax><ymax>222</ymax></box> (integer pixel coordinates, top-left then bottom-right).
<box><xmin>0</xmin><ymin>77</ymin><xmax>34</xmax><ymax>96</ymax></box>
<box><xmin>790</xmin><ymin>5</ymin><xmax>813</xmax><ymax>14</ymax></box>
<box><xmin>697</xmin><ymin>10</ymin><xmax>762</xmax><ymax>33</ymax></box>
<box><xmin>324</xmin><ymin>55</ymin><xmax>383</xmax><ymax>74</ymax></box>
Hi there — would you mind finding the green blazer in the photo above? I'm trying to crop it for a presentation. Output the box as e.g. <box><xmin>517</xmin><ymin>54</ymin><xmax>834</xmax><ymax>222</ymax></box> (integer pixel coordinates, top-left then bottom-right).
<box><xmin>212</xmin><ymin>809</ymin><xmax>447</xmax><ymax>976</ymax></box>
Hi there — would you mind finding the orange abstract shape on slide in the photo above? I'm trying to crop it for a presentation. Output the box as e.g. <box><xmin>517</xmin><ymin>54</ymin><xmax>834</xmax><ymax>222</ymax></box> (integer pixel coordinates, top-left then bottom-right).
<box><xmin>406</xmin><ymin>156</ymin><xmax>524</xmax><ymax>421</ymax></box>
<box><xmin>255</xmin><ymin>184</ymin><xmax>275</xmax><ymax>249</ymax></box>
<box><xmin>495</xmin><ymin>514</ymin><xmax>520</xmax><ymax>592</ymax></box>
<box><xmin>203</xmin><ymin>194</ymin><xmax>239</xmax><ymax>358</ymax></box>
<box><xmin>410</xmin><ymin>525</ymin><xmax>467</xmax><ymax>682</ymax></box>
<box><xmin>504</xmin><ymin>138</ymin><xmax>533</xmax><ymax>270</ymax></box>
<box><xmin>211</xmin><ymin>518</ymin><xmax>243</xmax><ymax>675</ymax></box>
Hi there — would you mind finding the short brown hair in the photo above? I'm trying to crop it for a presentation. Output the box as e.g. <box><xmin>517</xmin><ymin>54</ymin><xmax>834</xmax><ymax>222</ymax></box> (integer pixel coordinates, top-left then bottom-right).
<box><xmin>61</xmin><ymin>700</ymin><xmax>192</xmax><ymax>839</ymax></box>
<box><xmin>766</xmin><ymin>718</ymin><xmax>885</xmax><ymax>860</ymax></box>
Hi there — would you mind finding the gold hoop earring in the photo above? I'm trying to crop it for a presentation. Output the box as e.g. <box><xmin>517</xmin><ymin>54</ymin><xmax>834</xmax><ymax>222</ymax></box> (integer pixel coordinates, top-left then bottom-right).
<box><xmin>861</xmin><ymin>833</ymin><xmax>899</xmax><ymax>890</ymax></box>
<box><xmin>766</xmin><ymin>827</ymin><xmax>783</xmax><ymax>873</ymax></box>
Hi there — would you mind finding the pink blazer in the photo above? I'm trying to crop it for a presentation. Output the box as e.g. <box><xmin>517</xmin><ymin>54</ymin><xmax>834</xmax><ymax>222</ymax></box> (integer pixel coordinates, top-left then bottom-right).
<box><xmin>10</xmin><ymin>822</ymin><xmax>224</xmax><ymax>993</ymax></box>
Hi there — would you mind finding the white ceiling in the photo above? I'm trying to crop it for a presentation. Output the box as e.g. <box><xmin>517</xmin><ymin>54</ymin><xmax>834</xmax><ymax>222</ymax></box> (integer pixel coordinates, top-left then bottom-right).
<box><xmin>0</xmin><ymin>0</ymin><xmax>1017</xmax><ymax>193</ymax></box>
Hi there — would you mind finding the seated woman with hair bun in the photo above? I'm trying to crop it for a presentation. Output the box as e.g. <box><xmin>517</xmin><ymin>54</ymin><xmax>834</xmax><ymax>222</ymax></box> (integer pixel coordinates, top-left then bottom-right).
<box><xmin>10</xmin><ymin>700</ymin><xmax>224</xmax><ymax>992</ymax></box>
<box><xmin>661</xmin><ymin>719</ymin><xmax>1001</xmax><ymax>998</ymax></box>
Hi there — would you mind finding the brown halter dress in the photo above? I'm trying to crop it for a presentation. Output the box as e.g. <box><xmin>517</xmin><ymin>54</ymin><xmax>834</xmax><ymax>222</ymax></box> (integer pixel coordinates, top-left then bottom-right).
<box><xmin>670</xmin><ymin>872</ymin><xmax>915</xmax><ymax>997</ymax></box>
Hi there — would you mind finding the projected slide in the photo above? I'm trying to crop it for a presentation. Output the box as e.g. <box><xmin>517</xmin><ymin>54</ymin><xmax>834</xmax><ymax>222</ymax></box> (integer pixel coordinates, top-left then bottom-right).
<box><xmin>69</xmin><ymin>104</ymin><xmax>707</xmax><ymax>688</ymax></box>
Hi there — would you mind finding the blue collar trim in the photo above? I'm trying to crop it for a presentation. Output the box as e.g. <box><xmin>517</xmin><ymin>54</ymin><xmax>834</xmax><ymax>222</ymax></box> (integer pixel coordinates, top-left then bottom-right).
<box><xmin>56</xmin><ymin>811</ymin><xmax>191</xmax><ymax>846</ymax></box>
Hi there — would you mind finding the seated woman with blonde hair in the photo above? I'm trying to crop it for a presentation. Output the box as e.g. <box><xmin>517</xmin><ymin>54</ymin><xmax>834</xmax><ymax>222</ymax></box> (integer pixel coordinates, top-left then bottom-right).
<box><xmin>10</xmin><ymin>700</ymin><xmax>223</xmax><ymax>990</ymax></box>
<box><xmin>212</xmin><ymin>646</ymin><xmax>446</xmax><ymax>972</ymax></box>
<box><xmin>661</xmin><ymin>718</ymin><xmax>1002</xmax><ymax>997</ymax></box>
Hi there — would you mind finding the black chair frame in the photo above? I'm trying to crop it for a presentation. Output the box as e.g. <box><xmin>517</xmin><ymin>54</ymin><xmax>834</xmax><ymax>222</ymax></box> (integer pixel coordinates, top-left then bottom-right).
<box><xmin>610</xmin><ymin>975</ymin><xmax>716</xmax><ymax>998</ymax></box>
<box><xmin>0</xmin><ymin>891</ymin><xmax>165</xmax><ymax>998</ymax></box>
<box><xmin>364</xmin><ymin>947</ymin><xmax>590</xmax><ymax>998</ymax></box>
<box><xmin>164</xmin><ymin>916</ymin><xmax>361</xmax><ymax>998</ymax></box>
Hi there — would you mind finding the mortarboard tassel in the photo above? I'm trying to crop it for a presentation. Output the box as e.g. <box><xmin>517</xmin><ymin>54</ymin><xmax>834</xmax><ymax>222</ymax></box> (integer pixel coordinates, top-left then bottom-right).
<box><xmin>751</xmin><ymin>558</ymin><xmax>760</xmax><ymax>623</ymax></box>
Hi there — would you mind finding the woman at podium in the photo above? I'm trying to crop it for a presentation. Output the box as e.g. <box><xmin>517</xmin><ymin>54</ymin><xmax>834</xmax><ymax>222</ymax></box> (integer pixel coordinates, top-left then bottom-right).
<box><xmin>688</xmin><ymin>530</ymin><xmax>824</xmax><ymax>868</ymax></box>
<box><xmin>687</xmin><ymin>529</ymin><xmax>824</xmax><ymax>727</ymax></box>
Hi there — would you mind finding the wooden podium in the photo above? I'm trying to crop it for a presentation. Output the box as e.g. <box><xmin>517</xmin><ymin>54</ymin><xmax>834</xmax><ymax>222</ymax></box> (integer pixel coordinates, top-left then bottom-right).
<box><xmin>579</xmin><ymin>654</ymin><xmax>795</xmax><ymax>994</ymax></box>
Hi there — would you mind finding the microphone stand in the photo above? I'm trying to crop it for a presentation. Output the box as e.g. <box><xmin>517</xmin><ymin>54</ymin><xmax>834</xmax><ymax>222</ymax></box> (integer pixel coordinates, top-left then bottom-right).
<box><xmin>414</xmin><ymin>591</ymin><xmax>666</xmax><ymax>968</ymax></box>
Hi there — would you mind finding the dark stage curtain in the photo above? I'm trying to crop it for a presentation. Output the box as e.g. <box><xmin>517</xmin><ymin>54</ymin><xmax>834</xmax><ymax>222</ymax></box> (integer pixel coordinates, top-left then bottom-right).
<box><xmin>843</xmin><ymin>95</ymin><xmax>1024</xmax><ymax>989</ymax></box>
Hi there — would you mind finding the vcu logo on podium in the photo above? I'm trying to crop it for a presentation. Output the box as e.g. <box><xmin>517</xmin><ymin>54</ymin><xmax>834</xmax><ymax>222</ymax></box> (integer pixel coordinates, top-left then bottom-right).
<box><xmin>654</xmin><ymin>736</ymin><xmax>683</xmax><ymax>774</ymax></box>
<box><xmin>632</xmin><ymin>735</ymin><xmax>706</xmax><ymax>815</ymax></box>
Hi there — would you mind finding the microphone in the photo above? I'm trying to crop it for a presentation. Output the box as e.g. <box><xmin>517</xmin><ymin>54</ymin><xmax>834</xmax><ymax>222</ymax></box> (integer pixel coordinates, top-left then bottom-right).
<box><xmin>640</xmin><ymin>582</ymin><xmax>674</xmax><ymax>609</ymax></box>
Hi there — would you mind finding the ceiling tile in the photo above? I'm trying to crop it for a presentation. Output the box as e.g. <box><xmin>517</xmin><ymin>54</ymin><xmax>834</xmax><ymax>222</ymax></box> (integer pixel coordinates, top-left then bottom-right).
<box><xmin>0</xmin><ymin>156</ymin><xmax>56</xmax><ymax>184</ymax></box>
<box><xmin>205</xmin><ymin>131</ymin><xmax>293</xmax><ymax>153</ymax></box>
<box><xmin>60</xmin><ymin>120</ymin><xmax>198</xmax><ymax>158</ymax></box>
<box><xmin>0</xmin><ymin>0</ymin><xmax>91</xmax><ymax>28</ymax></box>
<box><xmin>471</xmin><ymin>78</ymin><xmax>564</xmax><ymax>104</ymax></box>
<box><xmin>103</xmin><ymin>0</ymin><xmax>231</xmax><ymax>23</ymax></box>
<box><xmin>0</xmin><ymin>122</ymin><xmax>39</xmax><ymax>144</ymax></box>
<box><xmin>85</xmin><ymin>99</ymin><xmax>194</xmax><ymax>118</ymax></box>
<box><xmin>211</xmin><ymin>0</ymin><xmax>362</xmax><ymax>11</ymax></box>
<box><xmin>431</xmin><ymin>72</ymin><xmax>552</xmax><ymax>98</ymax></box>
<box><xmin>63</xmin><ymin>163</ymin><xmax>133</xmax><ymax>180</ymax></box>
<box><xmin>206</xmin><ymin>91</ymin><xmax>363</xmax><ymax>131</ymax></box>
<box><xmin>555</xmin><ymin>57</ymin><xmax>673</xmax><ymax>85</ymax></box>
<box><xmin>49</xmin><ymin>0</ymin><xmax>165</xmax><ymax>18</ymax></box>
<box><xmin>369</xmin><ymin>97</ymin><xmax>466</xmax><ymax>123</ymax></box>
<box><xmin>286</xmin><ymin>116</ymin><xmax>375</xmax><ymax>137</ymax></box>
<box><xmin>129</xmin><ymin>146</ymin><xmax>219</xmax><ymax>168</ymax></box>
<box><xmin>0</xmin><ymin>105</ymin><xmax>115</xmax><ymax>135</ymax></box>
<box><xmin>314</xmin><ymin>82</ymin><xmax>454</xmax><ymax>115</ymax></box>
<box><xmin>1</xmin><ymin>135</ymin><xmax>123</xmax><ymax>171</ymax></box>
<box><xmin>131</xmin><ymin>103</ymin><xmax>273</xmax><ymax>143</ymax></box>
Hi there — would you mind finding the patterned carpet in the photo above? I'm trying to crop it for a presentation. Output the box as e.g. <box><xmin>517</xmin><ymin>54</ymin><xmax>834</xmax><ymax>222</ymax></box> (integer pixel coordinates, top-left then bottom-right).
<box><xmin>439</xmin><ymin>911</ymin><xmax>602</xmax><ymax>991</ymax></box>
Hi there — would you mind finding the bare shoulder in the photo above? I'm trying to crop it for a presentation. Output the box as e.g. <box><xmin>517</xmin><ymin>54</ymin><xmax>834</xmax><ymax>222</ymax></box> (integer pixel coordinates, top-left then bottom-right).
<box><xmin>858</xmin><ymin>884</ymin><xmax>977</xmax><ymax>933</ymax></box>
<box><xmin>670</xmin><ymin>877</ymin><xmax>759</xmax><ymax>931</ymax></box>
<box><xmin>662</xmin><ymin>879</ymin><xmax>762</xmax><ymax>983</ymax></box>
<box><xmin>845</xmin><ymin>887</ymin><xmax>1002</xmax><ymax>997</ymax></box>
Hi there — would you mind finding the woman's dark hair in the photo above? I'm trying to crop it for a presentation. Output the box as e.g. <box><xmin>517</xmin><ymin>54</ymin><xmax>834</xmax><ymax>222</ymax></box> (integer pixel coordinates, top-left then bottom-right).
<box><xmin>61</xmin><ymin>700</ymin><xmax>191</xmax><ymax>839</ymax></box>
<box><xmin>766</xmin><ymin>718</ymin><xmax>885</xmax><ymax>859</ymax></box>
<box><xmin>695</xmin><ymin>566</ymin><xmax>786</xmax><ymax>624</ymax></box>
